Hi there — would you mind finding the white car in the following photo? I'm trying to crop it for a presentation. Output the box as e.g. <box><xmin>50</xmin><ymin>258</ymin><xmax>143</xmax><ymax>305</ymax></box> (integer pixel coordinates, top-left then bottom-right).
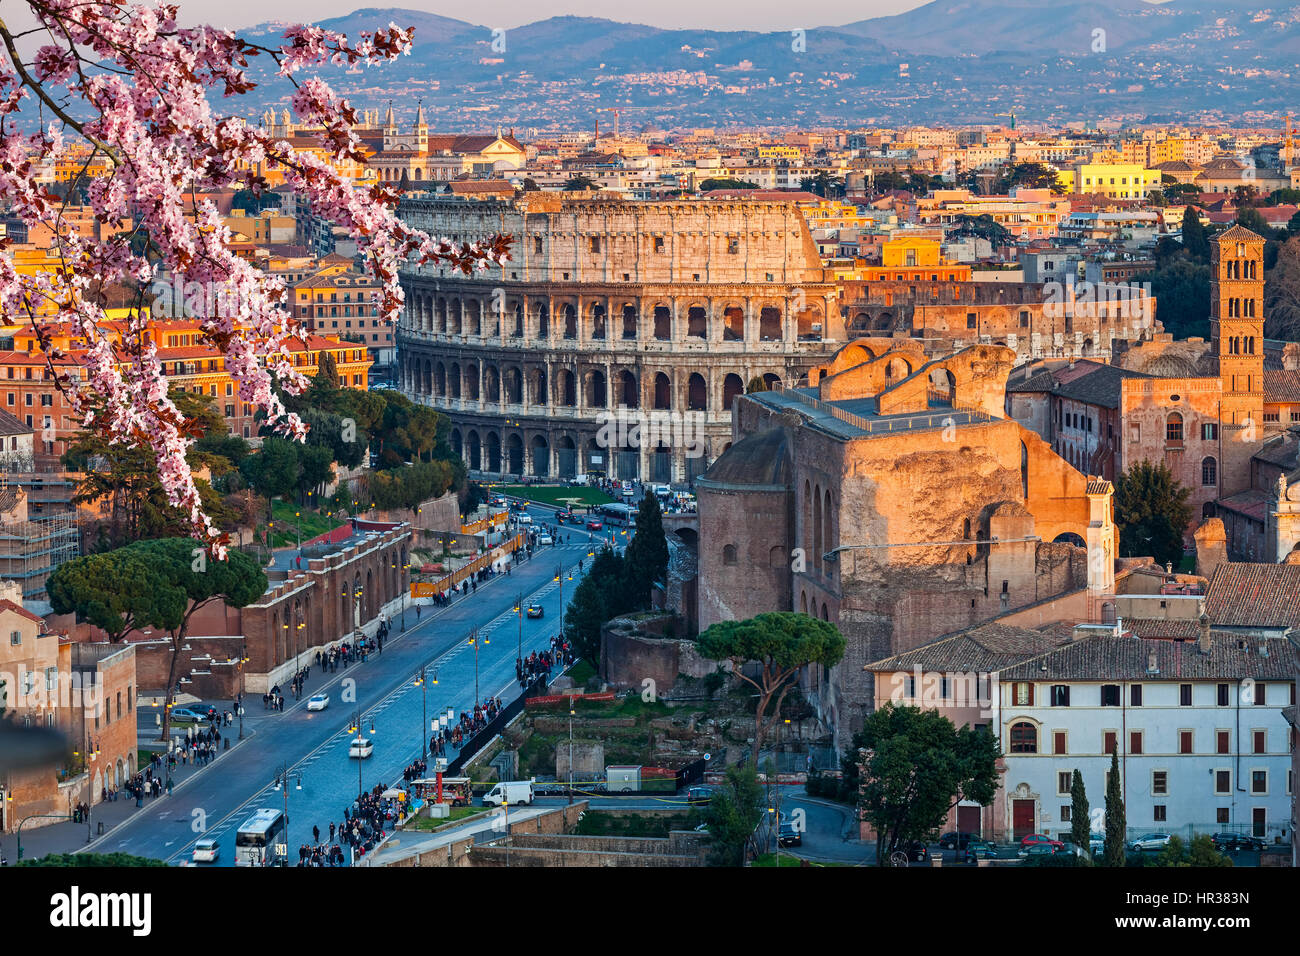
<box><xmin>349</xmin><ymin>737</ymin><xmax>374</xmax><ymax>759</ymax></box>
<box><xmin>537</xmin><ymin>534</ymin><xmax>554</xmax><ymax>546</ymax></box>
<box><xmin>1128</xmin><ymin>832</ymin><xmax>1171</xmax><ymax>852</ymax></box>
<box><xmin>517</xmin><ymin>514</ymin><xmax>532</xmax><ymax>525</ymax></box>
<box><xmin>307</xmin><ymin>693</ymin><xmax>329</xmax><ymax>712</ymax></box>
<box><xmin>191</xmin><ymin>838</ymin><xmax>219</xmax><ymax>864</ymax></box>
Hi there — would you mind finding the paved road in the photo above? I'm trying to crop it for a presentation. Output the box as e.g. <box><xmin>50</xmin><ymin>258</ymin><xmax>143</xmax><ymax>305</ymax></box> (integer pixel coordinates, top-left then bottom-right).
<box><xmin>81</xmin><ymin>502</ymin><xmax>609</xmax><ymax>867</ymax></box>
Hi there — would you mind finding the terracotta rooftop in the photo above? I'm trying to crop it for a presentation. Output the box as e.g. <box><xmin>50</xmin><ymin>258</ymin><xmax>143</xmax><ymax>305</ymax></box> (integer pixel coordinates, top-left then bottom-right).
<box><xmin>998</xmin><ymin>632</ymin><xmax>1298</xmax><ymax>682</ymax></box>
<box><xmin>1204</xmin><ymin>563</ymin><xmax>1300</xmax><ymax>629</ymax></box>
<box><xmin>865</xmin><ymin>621</ymin><xmax>1070</xmax><ymax>674</ymax></box>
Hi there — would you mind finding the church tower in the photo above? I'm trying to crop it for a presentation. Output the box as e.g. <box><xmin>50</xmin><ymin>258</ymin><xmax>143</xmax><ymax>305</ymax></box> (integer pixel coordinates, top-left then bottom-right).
<box><xmin>1211</xmin><ymin>225</ymin><xmax>1265</xmax><ymax>428</ymax></box>
<box><xmin>414</xmin><ymin>103</ymin><xmax>428</xmax><ymax>152</ymax></box>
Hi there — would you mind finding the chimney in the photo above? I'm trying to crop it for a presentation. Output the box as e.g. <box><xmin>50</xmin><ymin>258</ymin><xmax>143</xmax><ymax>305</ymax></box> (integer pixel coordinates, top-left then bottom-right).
<box><xmin>1146</xmin><ymin>650</ymin><xmax>1159</xmax><ymax>674</ymax></box>
<box><xmin>1198</xmin><ymin>612</ymin><xmax>1212</xmax><ymax>655</ymax></box>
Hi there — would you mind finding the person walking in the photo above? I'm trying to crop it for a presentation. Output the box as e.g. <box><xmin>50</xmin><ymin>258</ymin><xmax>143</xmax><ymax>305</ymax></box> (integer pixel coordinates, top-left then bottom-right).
<box><xmin>313</xmin><ymin>825</ymin><xmax>320</xmax><ymax>843</ymax></box>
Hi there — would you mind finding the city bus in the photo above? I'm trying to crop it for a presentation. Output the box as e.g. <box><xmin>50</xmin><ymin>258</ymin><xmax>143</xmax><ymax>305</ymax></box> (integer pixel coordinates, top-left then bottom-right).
<box><xmin>595</xmin><ymin>503</ymin><xmax>636</xmax><ymax>525</ymax></box>
<box><xmin>234</xmin><ymin>808</ymin><xmax>287</xmax><ymax>867</ymax></box>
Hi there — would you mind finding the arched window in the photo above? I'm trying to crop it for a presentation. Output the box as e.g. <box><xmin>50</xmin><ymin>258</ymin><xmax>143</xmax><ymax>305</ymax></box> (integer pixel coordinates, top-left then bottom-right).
<box><xmin>1165</xmin><ymin>412</ymin><xmax>1183</xmax><ymax>443</ymax></box>
<box><xmin>722</xmin><ymin>544</ymin><xmax>738</xmax><ymax>566</ymax></box>
<box><xmin>1201</xmin><ymin>456</ymin><xmax>1217</xmax><ymax>487</ymax></box>
<box><xmin>1009</xmin><ymin>721</ymin><xmax>1038</xmax><ymax>754</ymax></box>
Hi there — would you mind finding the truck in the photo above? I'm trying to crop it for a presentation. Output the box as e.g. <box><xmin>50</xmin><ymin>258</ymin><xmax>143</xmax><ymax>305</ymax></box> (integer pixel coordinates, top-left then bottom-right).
<box><xmin>481</xmin><ymin>780</ymin><xmax>535</xmax><ymax>807</ymax></box>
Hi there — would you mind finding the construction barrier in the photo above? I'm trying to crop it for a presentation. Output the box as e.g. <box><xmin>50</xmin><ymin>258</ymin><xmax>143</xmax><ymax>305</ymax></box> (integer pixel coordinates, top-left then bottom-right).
<box><xmin>411</xmin><ymin>532</ymin><xmax>524</xmax><ymax>598</ymax></box>
<box><xmin>460</xmin><ymin>510</ymin><xmax>509</xmax><ymax>535</ymax></box>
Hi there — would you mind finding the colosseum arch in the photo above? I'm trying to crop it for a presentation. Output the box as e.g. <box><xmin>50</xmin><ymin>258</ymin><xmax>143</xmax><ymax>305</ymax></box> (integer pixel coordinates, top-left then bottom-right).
<box><xmin>929</xmin><ymin>367</ymin><xmax>957</xmax><ymax>403</ymax></box>
<box><xmin>873</xmin><ymin>312</ymin><xmax>893</xmax><ymax>332</ymax></box>
<box><xmin>530</xmin><ymin>434</ymin><xmax>550</xmax><ymax>477</ymax></box>
<box><xmin>883</xmin><ymin>355</ymin><xmax>913</xmax><ymax>382</ymax></box>
<box><xmin>484</xmin><ymin>365</ymin><xmax>500</xmax><ymax>403</ymax></box>
<box><xmin>722</xmin><ymin>303</ymin><xmax>745</xmax><ymax>341</ymax></box>
<box><xmin>762</xmin><ymin>372</ymin><xmax>781</xmax><ymax>390</ymax></box>
<box><xmin>687</xmin><ymin>372</ymin><xmax>707</xmax><ymax>411</ymax></box>
<box><xmin>434</xmin><ymin>361</ymin><xmax>446</xmax><ymax>397</ymax></box>
<box><xmin>485</xmin><ymin>432</ymin><xmax>501</xmax><ymax>472</ymax></box>
<box><xmin>562</xmin><ymin>303</ymin><xmax>577</xmax><ymax>340</ymax></box>
<box><xmin>722</xmin><ymin>373</ymin><xmax>744</xmax><ymax>410</ymax></box>
<box><xmin>653</xmin><ymin>372</ymin><xmax>672</xmax><ymax>410</ymax></box>
<box><xmin>437</xmin><ymin>297</ymin><xmax>448</xmax><ymax>333</ymax></box>
<box><xmin>466</xmin><ymin>299</ymin><xmax>481</xmax><ymax>336</ymax></box>
<box><xmin>850</xmin><ymin>312</ymin><xmax>870</xmax><ymax>333</ymax></box>
<box><xmin>619</xmin><ymin>370</ymin><xmax>638</xmax><ymax>408</ymax></box>
<box><xmin>558</xmin><ymin>369</ymin><xmax>577</xmax><ymax>407</ymax></box>
<box><xmin>512</xmin><ymin>302</ymin><xmax>524</xmax><ymax>338</ymax></box>
<box><xmin>464</xmin><ymin>362</ymin><xmax>480</xmax><ymax>401</ymax></box>
<box><xmin>530</xmin><ymin>367</ymin><xmax>547</xmax><ymax>407</ymax></box>
<box><xmin>653</xmin><ymin>304</ymin><xmax>672</xmax><ymax>340</ymax></box>
<box><xmin>759</xmin><ymin>305</ymin><xmax>782</xmax><ymax>341</ymax></box>
<box><xmin>556</xmin><ymin>435</ymin><xmax>577</xmax><ymax>478</ymax></box>
<box><xmin>584</xmin><ymin>369</ymin><xmax>607</xmax><ymax>409</ymax></box>
<box><xmin>448</xmin><ymin>297</ymin><xmax>462</xmax><ymax>335</ymax></box>
<box><xmin>796</xmin><ymin>305</ymin><xmax>823</xmax><ymax>341</ymax></box>
<box><xmin>686</xmin><ymin>303</ymin><xmax>708</xmax><ymax>339</ymax></box>
<box><xmin>466</xmin><ymin>429</ymin><xmax>482</xmax><ymax>470</ymax></box>
<box><xmin>449</xmin><ymin>362</ymin><xmax>462</xmax><ymax>399</ymax></box>
<box><xmin>505</xmin><ymin>433</ymin><xmax>524</xmax><ymax>475</ymax></box>
<box><xmin>536</xmin><ymin>302</ymin><xmax>549</xmax><ymax>337</ymax></box>
<box><xmin>504</xmin><ymin>366</ymin><xmax>522</xmax><ymax>404</ymax></box>
<box><xmin>450</xmin><ymin>428</ymin><xmax>463</xmax><ymax>460</ymax></box>
<box><xmin>590</xmin><ymin>303</ymin><xmax>607</xmax><ymax>340</ymax></box>
<box><xmin>620</xmin><ymin>304</ymin><xmax>638</xmax><ymax>339</ymax></box>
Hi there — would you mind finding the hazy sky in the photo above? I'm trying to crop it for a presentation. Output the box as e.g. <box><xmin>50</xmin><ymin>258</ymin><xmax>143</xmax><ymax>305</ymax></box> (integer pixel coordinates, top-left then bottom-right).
<box><xmin>178</xmin><ymin>0</ymin><xmax>932</xmax><ymax>32</ymax></box>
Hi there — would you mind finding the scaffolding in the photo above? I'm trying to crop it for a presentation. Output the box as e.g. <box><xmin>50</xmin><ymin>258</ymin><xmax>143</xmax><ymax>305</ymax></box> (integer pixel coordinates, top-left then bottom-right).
<box><xmin>0</xmin><ymin>513</ymin><xmax>79</xmax><ymax>600</ymax></box>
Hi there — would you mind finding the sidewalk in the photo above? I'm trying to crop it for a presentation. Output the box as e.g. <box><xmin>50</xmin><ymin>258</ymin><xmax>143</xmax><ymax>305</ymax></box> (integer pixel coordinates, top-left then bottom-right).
<box><xmin>0</xmin><ymin>726</ymin><xmax>255</xmax><ymax>864</ymax></box>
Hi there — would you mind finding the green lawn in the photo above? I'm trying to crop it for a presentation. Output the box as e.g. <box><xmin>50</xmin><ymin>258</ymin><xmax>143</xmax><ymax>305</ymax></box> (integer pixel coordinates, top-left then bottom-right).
<box><xmin>752</xmin><ymin>853</ymin><xmax>849</xmax><ymax>867</ymax></box>
<box><xmin>495</xmin><ymin>485</ymin><xmax>615</xmax><ymax>508</ymax></box>
<box><xmin>567</xmin><ymin>660</ymin><xmax>597</xmax><ymax>686</ymax></box>
<box><xmin>266</xmin><ymin>500</ymin><xmax>347</xmax><ymax>549</ymax></box>
<box><xmin>403</xmin><ymin>806</ymin><xmax>488</xmax><ymax>832</ymax></box>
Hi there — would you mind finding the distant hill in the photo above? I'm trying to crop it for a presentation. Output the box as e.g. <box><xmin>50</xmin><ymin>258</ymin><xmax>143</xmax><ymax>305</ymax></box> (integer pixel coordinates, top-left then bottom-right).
<box><xmin>229</xmin><ymin>3</ymin><xmax>1300</xmax><ymax>127</ymax></box>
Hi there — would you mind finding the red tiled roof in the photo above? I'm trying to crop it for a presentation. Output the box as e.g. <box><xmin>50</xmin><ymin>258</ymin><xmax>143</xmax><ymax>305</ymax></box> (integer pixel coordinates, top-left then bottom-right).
<box><xmin>0</xmin><ymin>598</ymin><xmax>45</xmax><ymax>626</ymax></box>
<box><xmin>1204</xmin><ymin>563</ymin><xmax>1300</xmax><ymax>629</ymax></box>
<box><xmin>1264</xmin><ymin>369</ymin><xmax>1300</xmax><ymax>404</ymax></box>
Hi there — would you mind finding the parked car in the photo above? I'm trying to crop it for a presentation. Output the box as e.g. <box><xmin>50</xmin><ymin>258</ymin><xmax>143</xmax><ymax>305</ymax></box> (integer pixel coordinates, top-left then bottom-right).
<box><xmin>306</xmin><ymin>693</ymin><xmax>329</xmax><ymax>712</ymax></box>
<box><xmin>1210</xmin><ymin>832</ymin><xmax>1265</xmax><ymax>852</ymax></box>
<box><xmin>964</xmin><ymin>839</ymin><xmax>998</xmax><ymax>862</ymax></box>
<box><xmin>348</xmin><ymin>737</ymin><xmax>374</xmax><ymax>759</ymax></box>
<box><xmin>685</xmin><ymin>786</ymin><xmax>716</xmax><ymax>806</ymax></box>
<box><xmin>901</xmin><ymin>840</ymin><xmax>929</xmax><ymax>862</ymax></box>
<box><xmin>1020</xmin><ymin>833</ymin><xmax>1064</xmax><ymax>850</ymax></box>
<box><xmin>777</xmin><ymin>819</ymin><xmax>802</xmax><ymax>848</ymax></box>
<box><xmin>1088</xmin><ymin>833</ymin><xmax>1106</xmax><ymax>855</ymax></box>
<box><xmin>526</xmin><ymin>604</ymin><xmax>544</xmax><ymax>619</ymax></box>
<box><xmin>1019</xmin><ymin>843</ymin><xmax>1062</xmax><ymax>859</ymax></box>
<box><xmin>939</xmin><ymin>831</ymin><xmax>974</xmax><ymax>850</ymax></box>
<box><xmin>1128</xmin><ymin>833</ymin><xmax>1172</xmax><ymax>852</ymax></box>
<box><xmin>586</xmin><ymin>519</ymin><xmax>603</xmax><ymax>531</ymax></box>
<box><xmin>191</xmin><ymin>838</ymin><xmax>219</xmax><ymax>864</ymax></box>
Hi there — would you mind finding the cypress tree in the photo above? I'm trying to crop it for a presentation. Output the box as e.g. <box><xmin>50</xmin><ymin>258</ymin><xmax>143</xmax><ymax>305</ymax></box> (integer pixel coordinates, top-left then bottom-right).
<box><xmin>1070</xmin><ymin>769</ymin><xmax>1090</xmax><ymax>855</ymax></box>
<box><xmin>1103</xmin><ymin>750</ymin><xmax>1127</xmax><ymax>867</ymax></box>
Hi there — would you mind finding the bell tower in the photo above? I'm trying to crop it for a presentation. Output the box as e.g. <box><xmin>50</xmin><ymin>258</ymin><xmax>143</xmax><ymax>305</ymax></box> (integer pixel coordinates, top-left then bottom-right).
<box><xmin>1211</xmin><ymin>224</ymin><xmax>1265</xmax><ymax>428</ymax></box>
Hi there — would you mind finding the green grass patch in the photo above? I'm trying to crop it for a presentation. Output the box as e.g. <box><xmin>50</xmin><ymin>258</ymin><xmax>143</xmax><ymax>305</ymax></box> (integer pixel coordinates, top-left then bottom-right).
<box><xmin>266</xmin><ymin>500</ymin><xmax>347</xmax><ymax>549</ymax></box>
<box><xmin>495</xmin><ymin>485</ymin><xmax>614</xmax><ymax>508</ymax></box>
<box><xmin>752</xmin><ymin>853</ymin><xmax>848</xmax><ymax>867</ymax></box>
<box><xmin>403</xmin><ymin>806</ymin><xmax>488</xmax><ymax>832</ymax></box>
<box><xmin>567</xmin><ymin>660</ymin><xmax>597</xmax><ymax>686</ymax></box>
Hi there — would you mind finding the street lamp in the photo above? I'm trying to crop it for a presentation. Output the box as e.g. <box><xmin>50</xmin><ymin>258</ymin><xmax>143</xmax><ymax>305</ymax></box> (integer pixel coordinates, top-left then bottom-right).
<box><xmin>238</xmin><ymin>643</ymin><xmax>248</xmax><ymax>740</ymax></box>
<box><xmin>348</xmin><ymin>710</ymin><xmax>376</xmax><ymax>801</ymax></box>
<box><xmin>415</xmin><ymin>667</ymin><xmax>437</xmax><ymax>761</ymax></box>
<box><xmin>514</xmin><ymin>591</ymin><xmax>523</xmax><ymax>668</ymax></box>
<box><xmin>467</xmin><ymin>628</ymin><xmax>488</xmax><ymax>704</ymax></box>
<box><xmin>272</xmin><ymin>762</ymin><xmax>302</xmax><ymax>866</ymax></box>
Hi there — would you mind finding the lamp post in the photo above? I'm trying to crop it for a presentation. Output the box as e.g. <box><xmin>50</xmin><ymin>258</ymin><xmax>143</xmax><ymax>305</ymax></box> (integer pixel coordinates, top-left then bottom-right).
<box><xmin>272</xmin><ymin>762</ymin><xmax>301</xmax><ymax>866</ymax></box>
<box><xmin>295</xmin><ymin>615</ymin><xmax>305</xmax><ymax>677</ymax></box>
<box><xmin>238</xmin><ymin>642</ymin><xmax>248</xmax><ymax>740</ymax></box>
<box><xmin>514</xmin><ymin>591</ymin><xmax>523</xmax><ymax>666</ymax></box>
<box><xmin>467</xmin><ymin>628</ymin><xmax>488</xmax><ymax>704</ymax></box>
<box><xmin>348</xmin><ymin>709</ymin><xmax>375</xmax><ymax>801</ymax></box>
<box><xmin>16</xmin><ymin>813</ymin><xmax>72</xmax><ymax>861</ymax></box>
<box><xmin>393</xmin><ymin>560</ymin><xmax>410</xmax><ymax>631</ymax></box>
<box><xmin>414</xmin><ymin>667</ymin><xmax>437</xmax><ymax>761</ymax></box>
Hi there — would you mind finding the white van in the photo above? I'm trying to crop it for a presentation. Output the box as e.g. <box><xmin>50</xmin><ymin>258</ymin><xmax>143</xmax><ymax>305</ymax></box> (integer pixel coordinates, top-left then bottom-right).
<box><xmin>517</xmin><ymin>513</ymin><xmax>532</xmax><ymax>525</ymax></box>
<box><xmin>653</xmin><ymin>484</ymin><xmax>671</xmax><ymax>499</ymax></box>
<box><xmin>482</xmin><ymin>780</ymin><xmax>535</xmax><ymax>806</ymax></box>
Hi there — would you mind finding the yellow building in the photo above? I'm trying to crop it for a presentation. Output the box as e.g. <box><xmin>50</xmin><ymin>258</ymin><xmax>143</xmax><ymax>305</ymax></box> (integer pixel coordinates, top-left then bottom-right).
<box><xmin>1072</xmin><ymin>163</ymin><xmax>1159</xmax><ymax>200</ymax></box>
<box><xmin>757</xmin><ymin>145</ymin><xmax>803</xmax><ymax>159</ymax></box>
<box><xmin>861</xmin><ymin>237</ymin><xmax>971</xmax><ymax>281</ymax></box>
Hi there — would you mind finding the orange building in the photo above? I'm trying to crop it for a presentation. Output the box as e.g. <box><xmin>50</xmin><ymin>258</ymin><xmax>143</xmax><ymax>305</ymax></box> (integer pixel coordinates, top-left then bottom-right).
<box><xmin>0</xmin><ymin>316</ymin><xmax>372</xmax><ymax>456</ymax></box>
<box><xmin>858</xmin><ymin>236</ymin><xmax>971</xmax><ymax>282</ymax></box>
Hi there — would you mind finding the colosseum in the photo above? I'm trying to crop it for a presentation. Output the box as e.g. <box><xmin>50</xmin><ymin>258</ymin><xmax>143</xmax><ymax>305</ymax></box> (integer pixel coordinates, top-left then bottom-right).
<box><xmin>396</xmin><ymin>193</ymin><xmax>842</xmax><ymax>482</ymax></box>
